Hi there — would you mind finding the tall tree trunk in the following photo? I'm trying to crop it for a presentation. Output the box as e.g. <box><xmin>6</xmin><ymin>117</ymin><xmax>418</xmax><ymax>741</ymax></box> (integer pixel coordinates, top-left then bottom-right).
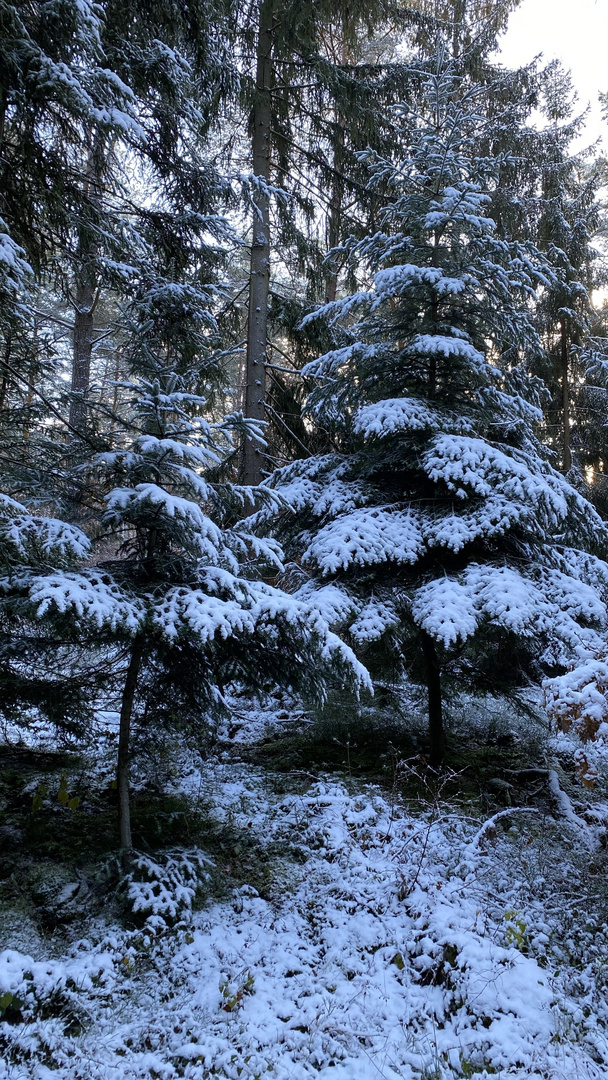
<box><xmin>117</xmin><ymin>635</ymin><xmax>145</xmax><ymax>874</ymax></box>
<box><xmin>23</xmin><ymin>317</ymin><xmax>37</xmax><ymax>452</ymax></box>
<box><xmin>0</xmin><ymin>86</ymin><xmax>7</xmax><ymax>163</ymax></box>
<box><xmin>242</xmin><ymin>0</ymin><xmax>273</xmax><ymax>485</ymax></box>
<box><xmin>428</xmin><ymin>234</ymin><xmax>440</xmax><ymax>398</ymax></box>
<box><xmin>420</xmin><ymin>629</ymin><xmax>444</xmax><ymax>766</ymax></box>
<box><xmin>452</xmin><ymin>0</ymin><xmax>466</xmax><ymax>57</ymax></box>
<box><xmin>560</xmin><ymin>317</ymin><xmax>571</xmax><ymax>472</ymax></box>
<box><xmin>69</xmin><ymin>276</ymin><xmax>95</xmax><ymax>436</ymax></box>
<box><xmin>324</xmin><ymin>122</ymin><xmax>345</xmax><ymax>305</ymax></box>
<box><xmin>69</xmin><ymin>136</ymin><xmax>104</xmax><ymax>439</ymax></box>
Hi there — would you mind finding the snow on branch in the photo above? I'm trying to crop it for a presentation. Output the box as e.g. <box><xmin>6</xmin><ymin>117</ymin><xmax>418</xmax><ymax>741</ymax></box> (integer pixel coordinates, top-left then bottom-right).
<box><xmin>0</xmin><ymin>227</ymin><xmax>32</xmax><ymax>291</ymax></box>
<box><xmin>372</xmin><ymin>263</ymin><xmax>467</xmax><ymax>302</ymax></box>
<box><xmin>423</xmin><ymin>435</ymin><xmax>571</xmax><ymax>524</ymax></box>
<box><xmin>3</xmin><ymin>515</ymin><xmax>91</xmax><ymax>562</ymax></box>
<box><xmin>406</xmin><ymin>334</ymin><xmax>485</xmax><ymax>370</ymax></box>
<box><xmin>412</xmin><ymin>577</ymin><xmax>478</xmax><ymax>646</ymax></box>
<box><xmin>349</xmin><ymin>599</ymin><xmax>400</xmax><ymax>644</ymax></box>
<box><xmin>412</xmin><ymin>565</ymin><xmax>606</xmax><ymax>649</ymax></box>
<box><xmin>294</xmin><ymin>582</ymin><xmax>358</xmax><ymax>627</ymax></box>
<box><xmin>354</xmin><ymin>397</ymin><xmax>446</xmax><ymax>437</ymax></box>
<box><xmin>304</xmin><ymin>507</ymin><xmax>425</xmax><ymax>575</ymax></box>
<box><xmin>105</xmin><ymin>485</ymin><xmax>231</xmax><ymax>563</ymax></box>
<box><xmin>29</xmin><ymin>572</ymin><xmax>145</xmax><ymax>632</ymax></box>
<box><xmin>152</xmin><ymin>588</ymin><xmax>255</xmax><ymax>643</ymax></box>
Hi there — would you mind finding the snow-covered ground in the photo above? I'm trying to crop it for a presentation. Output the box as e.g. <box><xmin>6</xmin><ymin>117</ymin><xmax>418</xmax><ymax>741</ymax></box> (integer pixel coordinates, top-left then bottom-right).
<box><xmin>2</xmin><ymin>714</ymin><xmax>608</xmax><ymax>1079</ymax></box>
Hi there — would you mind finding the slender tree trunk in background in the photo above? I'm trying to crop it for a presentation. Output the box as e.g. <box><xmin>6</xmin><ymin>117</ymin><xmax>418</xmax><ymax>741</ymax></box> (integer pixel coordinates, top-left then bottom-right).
<box><xmin>428</xmin><ymin>234</ymin><xmax>440</xmax><ymax>398</ymax></box>
<box><xmin>324</xmin><ymin>122</ymin><xmax>345</xmax><ymax>305</ymax></box>
<box><xmin>117</xmin><ymin>635</ymin><xmax>145</xmax><ymax>874</ymax></box>
<box><xmin>452</xmin><ymin>0</ymin><xmax>466</xmax><ymax>57</ymax></box>
<box><xmin>69</xmin><ymin>137</ymin><xmax>105</xmax><ymax>439</ymax></box>
<box><xmin>69</xmin><ymin>276</ymin><xmax>95</xmax><ymax>436</ymax></box>
<box><xmin>242</xmin><ymin>0</ymin><xmax>273</xmax><ymax>486</ymax></box>
<box><xmin>0</xmin><ymin>331</ymin><xmax>11</xmax><ymax>411</ymax></box>
<box><xmin>561</xmin><ymin>317</ymin><xmax>571</xmax><ymax>472</ymax></box>
<box><xmin>420</xmin><ymin>629</ymin><xmax>444</xmax><ymax>766</ymax></box>
<box><xmin>23</xmin><ymin>318</ymin><xmax>37</xmax><ymax>452</ymax></box>
<box><xmin>0</xmin><ymin>87</ymin><xmax>6</xmax><ymax>163</ymax></box>
<box><xmin>23</xmin><ymin>365</ymin><xmax>35</xmax><ymax>449</ymax></box>
<box><xmin>108</xmin><ymin>347</ymin><xmax>122</xmax><ymax>444</ymax></box>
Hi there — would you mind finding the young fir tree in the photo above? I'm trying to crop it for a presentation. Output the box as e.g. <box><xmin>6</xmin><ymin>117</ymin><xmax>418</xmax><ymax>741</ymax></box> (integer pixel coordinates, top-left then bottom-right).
<box><xmin>234</xmin><ymin>0</ymin><xmax>536</xmax><ymax>481</ymax></box>
<box><xmin>1</xmin><ymin>261</ymin><xmax>368</xmax><ymax>871</ymax></box>
<box><xmin>254</xmin><ymin>62</ymin><xmax>608</xmax><ymax>764</ymax></box>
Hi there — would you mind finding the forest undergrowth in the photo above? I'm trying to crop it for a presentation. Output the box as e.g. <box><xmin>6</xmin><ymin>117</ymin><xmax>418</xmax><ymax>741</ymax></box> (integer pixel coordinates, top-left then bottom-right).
<box><xmin>1</xmin><ymin>696</ymin><xmax>608</xmax><ymax>1079</ymax></box>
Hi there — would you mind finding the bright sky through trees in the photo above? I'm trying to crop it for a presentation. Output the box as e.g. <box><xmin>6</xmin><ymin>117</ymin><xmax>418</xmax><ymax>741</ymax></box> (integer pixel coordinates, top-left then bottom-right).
<box><xmin>497</xmin><ymin>0</ymin><xmax>608</xmax><ymax>149</ymax></box>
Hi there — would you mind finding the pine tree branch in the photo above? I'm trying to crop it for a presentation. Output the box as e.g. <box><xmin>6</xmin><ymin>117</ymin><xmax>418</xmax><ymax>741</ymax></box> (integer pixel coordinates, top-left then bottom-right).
<box><xmin>263</xmin><ymin>400</ymin><xmax>312</xmax><ymax>456</ymax></box>
<box><xmin>0</xmin><ymin>355</ymin><xmax>99</xmax><ymax>449</ymax></box>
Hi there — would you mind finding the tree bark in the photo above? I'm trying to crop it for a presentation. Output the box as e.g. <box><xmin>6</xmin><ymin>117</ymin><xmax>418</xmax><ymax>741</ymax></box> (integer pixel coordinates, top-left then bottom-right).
<box><xmin>560</xmin><ymin>317</ymin><xmax>571</xmax><ymax>472</ymax></box>
<box><xmin>242</xmin><ymin>0</ymin><xmax>274</xmax><ymax>485</ymax></box>
<box><xmin>117</xmin><ymin>635</ymin><xmax>145</xmax><ymax>874</ymax></box>
<box><xmin>69</xmin><ymin>136</ymin><xmax>105</xmax><ymax>439</ymax></box>
<box><xmin>0</xmin><ymin>86</ymin><xmax>7</xmax><ymax>163</ymax></box>
<box><xmin>451</xmin><ymin>0</ymin><xmax>466</xmax><ymax>58</ymax></box>
<box><xmin>420</xmin><ymin>629</ymin><xmax>444</xmax><ymax>766</ymax></box>
<box><xmin>69</xmin><ymin>276</ymin><xmax>95</xmax><ymax>436</ymax></box>
<box><xmin>324</xmin><ymin>122</ymin><xmax>345</xmax><ymax>305</ymax></box>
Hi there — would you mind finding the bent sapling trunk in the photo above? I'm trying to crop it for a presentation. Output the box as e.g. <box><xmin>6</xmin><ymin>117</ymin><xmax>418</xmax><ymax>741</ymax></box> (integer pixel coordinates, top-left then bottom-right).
<box><xmin>117</xmin><ymin>634</ymin><xmax>145</xmax><ymax>874</ymax></box>
<box><xmin>420</xmin><ymin>629</ymin><xmax>444</xmax><ymax>767</ymax></box>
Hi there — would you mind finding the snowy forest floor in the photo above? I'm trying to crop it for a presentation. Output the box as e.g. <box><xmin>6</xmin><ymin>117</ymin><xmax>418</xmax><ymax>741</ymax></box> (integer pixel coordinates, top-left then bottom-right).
<box><xmin>2</xmin><ymin>697</ymin><xmax>608</xmax><ymax>1079</ymax></box>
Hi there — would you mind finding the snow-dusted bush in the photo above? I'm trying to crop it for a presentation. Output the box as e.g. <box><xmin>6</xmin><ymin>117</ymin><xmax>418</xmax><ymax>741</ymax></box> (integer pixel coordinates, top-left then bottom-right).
<box><xmin>3</xmin><ymin>764</ymin><xmax>608</xmax><ymax>1078</ymax></box>
<box><xmin>127</xmin><ymin>849</ymin><xmax>213</xmax><ymax>926</ymax></box>
<box><xmin>0</xmin><ymin>944</ymin><xmax>115</xmax><ymax>1026</ymax></box>
<box><xmin>544</xmin><ymin>656</ymin><xmax>608</xmax><ymax>786</ymax></box>
<box><xmin>544</xmin><ymin>656</ymin><xmax>608</xmax><ymax>743</ymax></box>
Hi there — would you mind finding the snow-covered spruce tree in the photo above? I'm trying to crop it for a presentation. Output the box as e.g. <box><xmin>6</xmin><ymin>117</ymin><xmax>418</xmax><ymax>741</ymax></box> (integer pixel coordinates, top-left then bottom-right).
<box><xmin>10</xmin><ymin>272</ymin><xmax>367</xmax><ymax>870</ymax></box>
<box><xmin>254</xmin><ymin>62</ymin><xmax>608</xmax><ymax>765</ymax></box>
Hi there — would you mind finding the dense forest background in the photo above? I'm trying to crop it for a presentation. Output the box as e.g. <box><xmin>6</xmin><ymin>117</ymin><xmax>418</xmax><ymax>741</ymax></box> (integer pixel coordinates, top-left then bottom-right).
<box><xmin>3</xmin><ymin>2</ymin><xmax>608</xmax><ymax>1076</ymax></box>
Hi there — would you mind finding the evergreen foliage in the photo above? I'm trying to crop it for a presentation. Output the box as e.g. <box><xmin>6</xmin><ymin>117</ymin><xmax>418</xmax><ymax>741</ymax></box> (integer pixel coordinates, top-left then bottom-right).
<box><xmin>254</xmin><ymin>62</ymin><xmax>608</xmax><ymax>762</ymax></box>
<box><xmin>0</xmin><ymin>0</ymin><xmax>608</xmax><ymax>834</ymax></box>
<box><xmin>532</xmin><ymin>63</ymin><xmax>603</xmax><ymax>473</ymax></box>
<box><xmin>0</xmin><ymin>249</ymin><xmax>368</xmax><ymax>864</ymax></box>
